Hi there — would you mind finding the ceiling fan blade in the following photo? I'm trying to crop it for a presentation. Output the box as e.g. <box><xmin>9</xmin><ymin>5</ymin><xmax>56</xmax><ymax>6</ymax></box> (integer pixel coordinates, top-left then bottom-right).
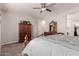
<box><xmin>40</xmin><ymin>10</ymin><xmax>43</xmax><ymax>13</ymax></box>
<box><xmin>41</xmin><ymin>3</ymin><xmax>46</xmax><ymax>8</ymax></box>
<box><xmin>44</xmin><ymin>3</ymin><xmax>46</xmax><ymax>8</ymax></box>
<box><xmin>47</xmin><ymin>3</ymin><xmax>56</xmax><ymax>8</ymax></box>
<box><xmin>46</xmin><ymin>9</ymin><xmax>52</xmax><ymax>12</ymax></box>
<box><xmin>33</xmin><ymin>8</ymin><xmax>41</xmax><ymax>9</ymax></box>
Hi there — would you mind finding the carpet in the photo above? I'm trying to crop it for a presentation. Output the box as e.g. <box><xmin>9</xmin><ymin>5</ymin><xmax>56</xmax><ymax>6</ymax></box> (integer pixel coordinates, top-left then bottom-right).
<box><xmin>1</xmin><ymin>43</ymin><xmax>25</xmax><ymax>56</ymax></box>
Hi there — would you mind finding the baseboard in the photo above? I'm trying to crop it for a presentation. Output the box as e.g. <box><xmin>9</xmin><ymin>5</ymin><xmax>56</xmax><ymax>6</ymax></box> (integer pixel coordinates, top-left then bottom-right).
<box><xmin>1</xmin><ymin>41</ymin><xmax>18</xmax><ymax>45</ymax></box>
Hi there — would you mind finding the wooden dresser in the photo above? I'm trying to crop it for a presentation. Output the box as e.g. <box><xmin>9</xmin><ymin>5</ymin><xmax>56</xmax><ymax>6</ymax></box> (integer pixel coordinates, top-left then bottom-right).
<box><xmin>19</xmin><ymin>23</ymin><xmax>32</xmax><ymax>43</ymax></box>
<box><xmin>44</xmin><ymin>32</ymin><xmax>57</xmax><ymax>36</ymax></box>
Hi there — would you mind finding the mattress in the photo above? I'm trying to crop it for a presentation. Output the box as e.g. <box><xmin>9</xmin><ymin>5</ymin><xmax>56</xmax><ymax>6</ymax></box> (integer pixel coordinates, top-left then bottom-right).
<box><xmin>22</xmin><ymin>35</ymin><xmax>79</xmax><ymax>56</ymax></box>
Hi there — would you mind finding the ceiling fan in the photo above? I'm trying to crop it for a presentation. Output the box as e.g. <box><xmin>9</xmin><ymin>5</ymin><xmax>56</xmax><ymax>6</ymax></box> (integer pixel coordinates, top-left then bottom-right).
<box><xmin>33</xmin><ymin>3</ymin><xmax>56</xmax><ymax>13</ymax></box>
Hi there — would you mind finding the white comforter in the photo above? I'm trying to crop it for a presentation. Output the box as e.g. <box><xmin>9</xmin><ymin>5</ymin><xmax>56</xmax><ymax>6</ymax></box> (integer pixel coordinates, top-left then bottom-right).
<box><xmin>22</xmin><ymin>35</ymin><xmax>79</xmax><ymax>56</ymax></box>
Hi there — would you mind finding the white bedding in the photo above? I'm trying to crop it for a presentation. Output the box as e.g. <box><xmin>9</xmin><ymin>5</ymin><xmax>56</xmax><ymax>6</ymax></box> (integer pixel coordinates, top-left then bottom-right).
<box><xmin>22</xmin><ymin>35</ymin><xmax>79</xmax><ymax>56</ymax></box>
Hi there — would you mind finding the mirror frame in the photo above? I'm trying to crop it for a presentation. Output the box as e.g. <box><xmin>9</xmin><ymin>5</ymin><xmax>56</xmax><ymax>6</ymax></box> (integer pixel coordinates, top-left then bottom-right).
<box><xmin>49</xmin><ymin>20</ymin><xmax>57</xmax><ymax>33</ymax></box>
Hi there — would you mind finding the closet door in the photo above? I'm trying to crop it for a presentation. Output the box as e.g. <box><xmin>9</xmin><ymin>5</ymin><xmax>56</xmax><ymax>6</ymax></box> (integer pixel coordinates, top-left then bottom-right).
<box><xmin>0</xmin><ymin>23</ymin><xmax>1</xmax><ymax>43</ymax></box>
<box><xmin>0</xmin><ymin>14</ymin><xmax>1</xmax><ymax>50</ymax></box>
<box><xmin>0</xmin><ymin>23</ymin><xmax>1</xmax><ymax>45</ymax></box>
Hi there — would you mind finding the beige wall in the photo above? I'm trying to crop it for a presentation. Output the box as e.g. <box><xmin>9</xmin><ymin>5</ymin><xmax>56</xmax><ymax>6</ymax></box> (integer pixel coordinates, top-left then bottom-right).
<box><xmin>38</xmin><ymin>7</ymin><xmax>79</xmax><ymax>36</ymax></box>
<box><xmin>1</xmin><ymin>11</ymin><xmax>38</xmax><ymax>45</ymax></box>
<box><xmin>38</xmin><ymin>14</ymin><xmax>67</xmax><ymax>35</ymax></box>
<box><xmin>67</xmin><ymin>12</ymin><xmax>79</xmax><ymax>36</ymax></box>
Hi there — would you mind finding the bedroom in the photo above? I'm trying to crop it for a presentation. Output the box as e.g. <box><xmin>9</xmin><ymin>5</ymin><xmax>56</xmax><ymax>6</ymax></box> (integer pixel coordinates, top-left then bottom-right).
<box><xmin>0</xmin><ymin>3</ymin><xmax>79</xmax><ymax>56</ymax></box>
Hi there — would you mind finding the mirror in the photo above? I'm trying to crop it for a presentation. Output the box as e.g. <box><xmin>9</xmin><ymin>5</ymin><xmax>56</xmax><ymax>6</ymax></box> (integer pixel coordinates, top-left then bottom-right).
<box><xmin>74</xmin><ymin>22</ymin><xmax>79</xmax><ymax>36</ymax></box>
<box><xmin>49</xmin><ymin>20</ymin><xmax>57</xmax><ymax>33</ymax></box>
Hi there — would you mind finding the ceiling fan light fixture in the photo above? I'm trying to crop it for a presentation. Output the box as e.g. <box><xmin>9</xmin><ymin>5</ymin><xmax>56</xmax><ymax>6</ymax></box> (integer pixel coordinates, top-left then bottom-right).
<box><xmin>41</xmin><ymin>8</ymin><xmax>46</xmax><ymax>11</ymax></box>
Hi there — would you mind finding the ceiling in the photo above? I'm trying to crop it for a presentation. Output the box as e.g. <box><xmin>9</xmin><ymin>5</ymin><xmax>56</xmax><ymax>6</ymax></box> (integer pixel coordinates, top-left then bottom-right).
<box><xmin>0</xmin><ymin>3</ymin><xmax>79</xmax><ymax>19</ymax></box>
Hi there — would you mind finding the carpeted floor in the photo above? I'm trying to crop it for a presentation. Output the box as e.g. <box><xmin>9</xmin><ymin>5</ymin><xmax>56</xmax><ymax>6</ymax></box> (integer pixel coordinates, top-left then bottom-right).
<box><xmin>1</xmin><ymin>43</ymin><xmax>25</xmax><ymax>56</ymax></box>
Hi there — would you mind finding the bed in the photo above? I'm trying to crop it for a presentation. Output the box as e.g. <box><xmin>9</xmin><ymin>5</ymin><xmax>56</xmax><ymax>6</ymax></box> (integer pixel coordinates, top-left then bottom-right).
<box><xmin>22</xmin><ymin>35</ymin><xmax>79</xmax><ymax>56</ymax></box>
